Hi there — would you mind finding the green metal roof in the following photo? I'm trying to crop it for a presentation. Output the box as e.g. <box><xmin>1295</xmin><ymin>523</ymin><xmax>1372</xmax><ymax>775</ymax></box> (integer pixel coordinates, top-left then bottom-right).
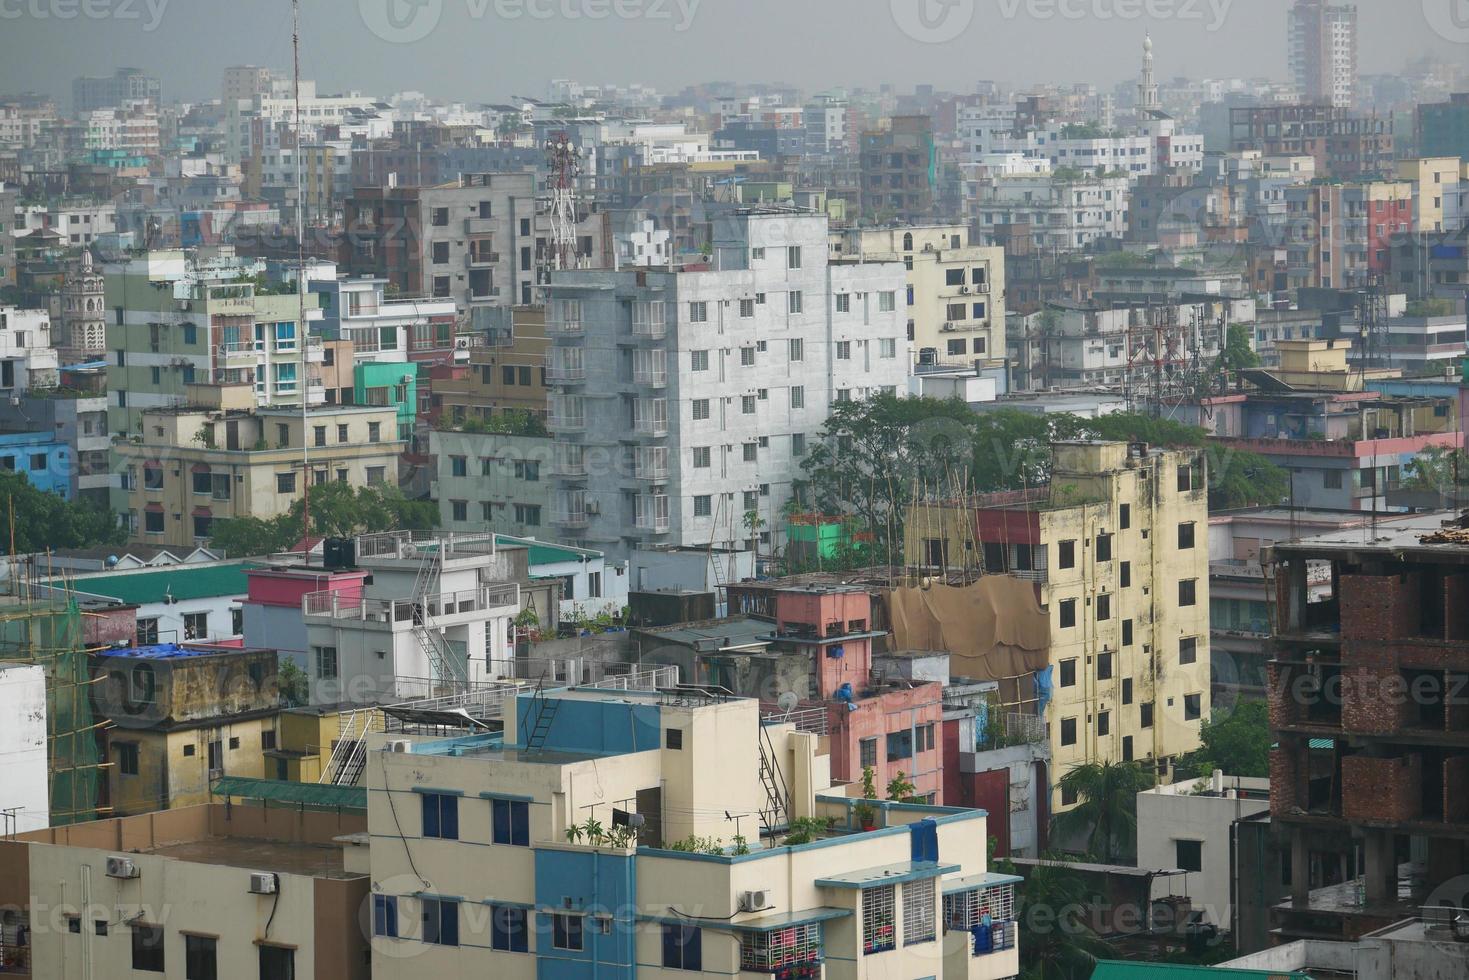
<box><xmin>1090</xmin><ymin>962</ymin><xmax>1311</xmax><ymax>980</ymax></box>
<box><xmin>69</xmin><ymin>562</ymin><xmax>260</xmax><ymax>605</ymax></box>
<box><xmin>211</xmin><ymin>776</ymin><xmax>365</xmax><ymax>810</ymax></box>
<box><xmin>495</xmin><ymin>534</ymin><xmax>601</xmax><ymax>566</ymax></box>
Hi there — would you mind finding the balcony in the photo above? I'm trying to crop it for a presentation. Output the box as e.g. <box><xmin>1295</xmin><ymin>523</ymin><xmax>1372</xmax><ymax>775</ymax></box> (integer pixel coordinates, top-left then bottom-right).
<box><xmin>547</xmin><ymin>350</ymin><xmax>586</xmax><ymax>383</ymax></box>
<box><xmin>465</xmin><ymin>216</ymin><xmax>496</xmax><ymax>236</ymax></box>
<box><xmin>547</xmin><ymin>316</ymin><xmax>584</xmax><ymax>336</ymax></box>
<box><xmin>548</xmin><ymin>412</ymin><xmax>585</xmax><ymax>433</ymax></box>
<box><xmin>218</xmin><ymin>340</ymin><xmax>256</xmax><ymax>366</ymax></box>
<box><xmin>467</xmin><ymin>250</ymin><xmax>501</xmax><ymax>269</ymax></box>
<box><xmin>302</xmin><ymin>583</ymin><xmax>521</xmax><ymax>627</ymax></box>
<box><xmin>553</xmin><ymin>509</ymin><xmax>590</xmax><ymax>529</ymax></box>
<box><xmin>634</xmin><ymin>449</ymin><xmax>669</xmax><ymax>482</ymax></box>
<box><xmin>553</xmin><ymin>449</ymin><xmax>588</xmax><ymax>478</ymax></box>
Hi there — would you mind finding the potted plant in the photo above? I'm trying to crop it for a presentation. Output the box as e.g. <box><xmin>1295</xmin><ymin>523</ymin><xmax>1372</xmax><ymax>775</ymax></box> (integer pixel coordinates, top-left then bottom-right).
<box><xmin>854</xmin><ymin>800</ymin><xmax>877</xmax><ymax>832</ymax></box>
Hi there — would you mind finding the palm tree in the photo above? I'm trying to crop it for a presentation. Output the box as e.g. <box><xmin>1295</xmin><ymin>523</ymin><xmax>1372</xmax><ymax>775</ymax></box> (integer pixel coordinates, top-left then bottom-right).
<box><xmin>1017</xmin><ymin>856</ymin><xmax>1115</xmax><ymax>980</ymax></box>
<box><xmin>1050</xmin><ymin>761</ymin><xmax>1155</xmax><ymax>864</ymax></box>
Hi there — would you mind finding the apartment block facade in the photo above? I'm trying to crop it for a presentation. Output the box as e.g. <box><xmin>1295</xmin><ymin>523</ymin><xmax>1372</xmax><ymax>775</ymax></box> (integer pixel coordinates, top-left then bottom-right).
<box><xmin>544</xmin><ymin>210</ymin><xmax>909</xmax><ymax>559</ymax></box>
<box><xmin>906</xmin><ymin>442</ymin><xmax>1213</xmax><ymax>811</ymax></box>
<box><xmin>1288</xmin><ymin>0</ymin><xmax>1357</xmax><ymax>109</ymax></box>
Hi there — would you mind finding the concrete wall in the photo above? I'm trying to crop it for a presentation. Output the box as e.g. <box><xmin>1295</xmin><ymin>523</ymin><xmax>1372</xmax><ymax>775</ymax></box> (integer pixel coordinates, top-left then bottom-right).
<box><xmin>0</xmin><ymin>664</ymin><xmax>49</xmax><ymax>833</ymax></box>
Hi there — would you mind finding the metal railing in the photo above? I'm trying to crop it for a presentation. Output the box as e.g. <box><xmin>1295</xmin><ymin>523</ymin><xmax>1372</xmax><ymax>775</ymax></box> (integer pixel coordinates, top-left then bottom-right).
<box><xmin>356</xmin><ymin>530</ymin><xmax>500</xmax><ymax>561</ymax></box>
<box><xmin>303</xmin><ymin>583</ymin><xmax>521</xmax><ymax>622</ymax></box>
<box><xmin>762</xmin><ymin>705</ymin><xmax>830</xmax><ymax>736</ymax></box>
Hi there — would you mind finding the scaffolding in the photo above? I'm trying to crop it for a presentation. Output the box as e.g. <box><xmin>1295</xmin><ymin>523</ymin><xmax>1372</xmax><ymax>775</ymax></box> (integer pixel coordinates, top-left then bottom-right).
<box><xmin>0</xmin><ymin>594</ymin><xmax>106</xmax><ymax>826</ymax></box>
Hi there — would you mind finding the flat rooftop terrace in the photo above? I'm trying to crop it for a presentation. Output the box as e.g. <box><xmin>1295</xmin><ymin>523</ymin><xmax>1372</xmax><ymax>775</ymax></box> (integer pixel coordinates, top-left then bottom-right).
<box><xmin>145</xmin><ymin>836</ymin><xmax>359</xmax><ymax>880</ymax></box>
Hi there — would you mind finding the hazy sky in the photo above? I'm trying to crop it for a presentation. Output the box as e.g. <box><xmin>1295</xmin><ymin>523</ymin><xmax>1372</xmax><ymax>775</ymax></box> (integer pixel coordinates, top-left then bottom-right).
<box><xmin>1</xmin><ymin>0</ymin><xmax>1463</xmax><ymax>105</ymax></box>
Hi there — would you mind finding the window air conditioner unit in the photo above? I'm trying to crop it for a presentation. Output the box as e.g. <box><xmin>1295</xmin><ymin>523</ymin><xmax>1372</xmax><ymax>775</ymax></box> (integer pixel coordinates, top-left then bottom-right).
<box><xmin>737</xmin><ymin>889</ymin><xmax>770</xmax><ymax>912</ymax></box>
<box><xmin>106</xmin><ymin>856</ymin><xmax>140</xmax><ymax>879</ymax></box>
<box><xmin>248</xmin><ymin>872</ymin><xmax>278</xmax><ymax>895</ymax></box>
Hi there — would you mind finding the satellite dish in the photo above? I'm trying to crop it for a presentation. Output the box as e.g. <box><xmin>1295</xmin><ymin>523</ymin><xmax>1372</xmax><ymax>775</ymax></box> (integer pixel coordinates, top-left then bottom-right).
<box><xmin>776</xmin><ymin>691</ymin><xmax>799</xmax><ymax>713</ymax></box>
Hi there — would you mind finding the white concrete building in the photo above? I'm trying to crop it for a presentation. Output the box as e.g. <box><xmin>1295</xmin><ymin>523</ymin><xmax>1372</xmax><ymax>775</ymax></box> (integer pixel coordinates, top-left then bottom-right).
<box><xmin>1136</xmin><ymin>773</ymin><xmax>1270</xmax><ymax>932</ymax></box>
<box><xmin>0</xmin><ymin>308</ymin><xmax>59</xmax><ymax>392</ymax></box>
<box><xmin>497</xmin><ymin>534</ymin><xmax>629</xmax><ymax>622</ymax></box>
<box><xmin>300</xmin><ymin>531</ymin><xmax>520</xmax><ymax>704</ymax></box>
<box><xmin>0</xmin><ymin>664</ymin><xmax>48</xmax><ymax>834</ymax></box>
<box><xmin>545</xmin><ymin>209</ymin><xmax>910</xmax><ymax>559</ymax></box>
<box><xmin>968</xmin><ymin>175</ymin><xmax>1130</xmax><ymax>250</ymax></box>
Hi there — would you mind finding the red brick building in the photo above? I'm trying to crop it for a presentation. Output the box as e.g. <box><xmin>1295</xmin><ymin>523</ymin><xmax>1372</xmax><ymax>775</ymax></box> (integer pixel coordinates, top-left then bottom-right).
<box><xmin>1269</xmin><ymin>514</ymin><xmax>1469</xmax><ymax>943</ymax></box>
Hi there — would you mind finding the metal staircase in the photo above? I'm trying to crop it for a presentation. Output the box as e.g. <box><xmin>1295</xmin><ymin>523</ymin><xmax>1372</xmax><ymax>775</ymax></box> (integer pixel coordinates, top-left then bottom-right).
<box><xmin>522</xmin><ymin>675</ymin><xmax>561</xmax><ymax>751</ymax></box>
<box><xmin>756</xmin><ymin>722</ymin><xmax>792</xmax><ymax>836</ymax></box>
<box><xmin>406</xmin><ymin>543</ymin><xmax>468</xmax><ymax>693</ymax></box>
<box><xmin>320</xmin><ymin>708</ymin><xmax>376</xmax><ymax>785</ymax></box>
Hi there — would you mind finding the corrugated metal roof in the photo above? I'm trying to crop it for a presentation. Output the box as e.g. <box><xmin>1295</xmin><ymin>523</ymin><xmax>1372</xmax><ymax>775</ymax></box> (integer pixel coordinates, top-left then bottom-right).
<box><xmin>211</xmin><ymin>776</ymin><xmax>365</xmax><ymax>810</ymax></box>
<box><xmin>69</xmin><ymin>562</ymin><xmax>260</xmax><ymax>605</ymax></box>
<box><xmin>496</xmin><ymin>534</ymin><xmax>601</xmax><ymax>566</ymax></box>
<box><xmin>1091</xmin><ymin>962</ymin><xmax>1311</xmax><ymax>980</ymax></box>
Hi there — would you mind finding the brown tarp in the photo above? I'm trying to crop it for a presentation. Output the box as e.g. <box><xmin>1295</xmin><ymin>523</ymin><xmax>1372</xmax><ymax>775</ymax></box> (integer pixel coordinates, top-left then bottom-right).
<box><xmin>886</xmin><ymin>577</ymin><xmax>1050</xmax><ymax>683</ymax></box>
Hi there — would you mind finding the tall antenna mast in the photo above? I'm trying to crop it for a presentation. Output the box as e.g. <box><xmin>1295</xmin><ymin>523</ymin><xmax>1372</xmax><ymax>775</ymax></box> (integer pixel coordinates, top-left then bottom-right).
<box><xmin>545</xmin><ymin>133</ymin><xmax>582</xmax><ymax>279</ymax></box>
<box><xmin>294</xmin><ymin>0</ymin><xmax>311</xmax><ymax>556</ymax></box>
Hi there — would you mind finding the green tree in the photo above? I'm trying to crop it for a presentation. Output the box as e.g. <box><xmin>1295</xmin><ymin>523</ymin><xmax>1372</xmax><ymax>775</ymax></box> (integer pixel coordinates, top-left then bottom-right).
<box><xmin>1217</xmin><ymin>323</ymin><xmax>1260</xmax><ymax>378</ymax></box>
<box><xmin>209</xmin><ymin>483</ymin><xmax>438</xmax><ymax>556</ymax></box>
<box><xmin>1207</xmin><ymin>445</ymin><xmax>1289</xmax><ymax>510</ymax></box>
<box><xmin>208</xmin><ymin>514</ymin><xmax>296</xmax><ymax>557</ymax></box>
<box><xmin>0</xmin><ymin>471</ymin><xmax>124</xmax><ymax>552</ymax></box>
<box><xmin>1015</xmin><ymin>855</ymin><xmax>1115</xmax><ymax>980</ymax></box>
<box><xmin>277</xmin><ymin>659</ymin><xmax>310</xmax><ymax>707</ymax></box>
<box><xmin>1178</xmin><ymin>700</ymin><xmax>1271</xmax><ymax>779</ymax></box>
<box><xmin>1402</xmin><ymin>445</ymin><xmax>1469</xmax><ymax>493</ymax></box>
<box><xmin>1050</xmin><ymin>761</ymin><xmax>1156</xmax><ymax>864</ymax></box>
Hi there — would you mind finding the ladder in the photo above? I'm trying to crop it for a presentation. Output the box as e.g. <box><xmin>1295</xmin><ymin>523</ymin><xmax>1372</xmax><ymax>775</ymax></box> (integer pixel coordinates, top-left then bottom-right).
<box><xmin>522</xmin><ymin>675</ymin><xmax>560</xmax><ymax>751</ymax></box>
<box><xmin>756</xmin><ymin>722</ymin><xmax>792</xmax><ymax>836</ymax></box>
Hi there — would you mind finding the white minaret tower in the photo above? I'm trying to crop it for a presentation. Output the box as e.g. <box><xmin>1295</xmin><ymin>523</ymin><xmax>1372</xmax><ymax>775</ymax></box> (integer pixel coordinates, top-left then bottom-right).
<box><xmin>1138</xmin><ymin>33</ymin><xmax>1159</xmax><ymax>113</ymax></box>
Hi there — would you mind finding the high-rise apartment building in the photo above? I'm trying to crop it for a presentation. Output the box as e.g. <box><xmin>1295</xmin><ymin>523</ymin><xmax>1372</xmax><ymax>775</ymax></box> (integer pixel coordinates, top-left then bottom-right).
<box><xmin>1288</xmin><ymin>1</ymin><xmax>1357</xmax><ymax>109</ymax></box>
<box><xmin>544</xmin><ymin>210</ymin><xmax>909</xmax><ymax>559</ymax></box>
<box><xmin>906</xmin><ymin>441</ymin><xmax>1213</xmax><ymax>811</ymax></box>
<box><xmin>71</xmin><ymin>67</ymin><xmax>160</xmax><ymax>113</ymax></box>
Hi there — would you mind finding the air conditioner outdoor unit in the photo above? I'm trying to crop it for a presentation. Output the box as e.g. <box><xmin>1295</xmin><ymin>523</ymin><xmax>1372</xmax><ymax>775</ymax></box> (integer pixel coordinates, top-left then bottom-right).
<box><xmin>941</xmin><ymin>323</ymin><xmax>954</xmax><ymax>332</ymax></box>
<box><xmin>455</xmin><ymin>338</ymin><xmax>470</xmax><ymax>349</ymax></box>
<box><xmin>387</xmin><ymin>739</ymin><xmax>413</xmax><ymax>753</ymax></box>
<box><xmin>248</xmin><ymin>872</ymin><xmax>278</xmax><ymax>895</ymax></box>
<box><xmin>106</xmin><ymin>856</ymin><xmax>140</xmax><ymax>879</ymax></box>
<box><xmin>737</xmin><ymin>889</ymin><xmax>770</xmax><ymax>912</ymax></box>
<box><xmin>401</xmin><ymin>375</ymin><xmax>414</xmax><ymax>385</ymax></box>
<box><xmin>960</xmin><ymin>286</ymin><xmax>970</xmax><ymax>294</ymax></box>
<box><xmin>584</xmin><ymin>501</ymin><xmax>601</xmax><ymax>515</ymax></box>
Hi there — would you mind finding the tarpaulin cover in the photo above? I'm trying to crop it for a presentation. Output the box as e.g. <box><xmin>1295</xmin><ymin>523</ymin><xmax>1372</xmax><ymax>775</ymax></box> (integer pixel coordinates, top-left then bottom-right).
<box><xmin>886</xmin><ymin>577</ymin><xmax>1050</xmax><ymax>682</ymax></box>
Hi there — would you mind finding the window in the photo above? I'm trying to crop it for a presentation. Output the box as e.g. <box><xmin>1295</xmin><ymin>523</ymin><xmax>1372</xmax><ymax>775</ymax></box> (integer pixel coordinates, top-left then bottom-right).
<box><xmin>489</xmin><ymin>905</ymin><xmax>528</xmax><ymax>952</ymax></box>
<box><xmin>739</xmin><ymin>298</ymin><xmax>755</xmax><ymax>318</ymax></box>
<box><xmin>879</xmin><ymin>291</ymin><xmax>896</xmax><ymax>312</ymax></box>
<box><xmin>1179</xmin><ymin>636</ymin><xmax>1197</xmax><ymax>665</ymax></box>
<box><xmin>663</xmin><ymin>925</ymin><xmax>703</xmax><ymax>970</ymax></box>
<box><xmin>258</xmin><ymin>945</ymin><xmax>294</xmax><ymax>979</ymax></box>
<box><xmin>421</xmin><ymin>793</ymin><xmax>459</xmax><ymax>840</ymax></box>
<box><xmin>422</xmin><ymin>898</ymin><xmax>460</xmax><ymax>946</ymax></box>
<box><xmin>184</xmin><ymin>612</ymin><xmax>208</xmax><ymax>640</ymax></box>
<box><xmin>431</xmin><ymin>207</ymin><xmax>449</xmax><ymax>226</ymax></box>
<box><xmin>432</xmin><ymin>241</ymin><xmax>449</xmax><ymax>264</ymax></box>
<box><xmin>261</xmin><ymin>730</ymin><xmax>276</xmax><ymax>751</ymax></box>
<box><xmin>368</xmin><ymin>421</ymin><xmax>382</xmax><ymax>443</ymax></box>
<box><xmin>1060</xmin><ymin>717</ymin><xmax>1077</xmax><ymax>746</ymax></box>
<box><xmin>1323</xmin><ymin>470</ymin><xmax>1343</xmax><ymax>489</ymax></box>
<box><xmin>184</xmin><ymin>934</ymin><xmax>216</xmax><ymax>979</ymax></box>
<box><xmin>792</xmin><ymin>433</ymin><xmax>806</xmax><ymax>457</ymax></box>
<box><xmin>1177</xmin><ymin>462</ymin><xmax>1195</xmax><ymax>492</ymax></box>
<box><xmin>902</xmin><ymin>878</ymin><xmax>935</xmax><ymax>945</ymax></box>
<box><xmin>1059</xmin><ymin>659</ymin><xmax>1077</xmax><ymax>687</ymax></box>
<box><xmin>862</xmin><ymin>885</ymin><xmax>897</xmax><ymax>954</ymax></box>
<box><xmin>313</xmin><ymin>645</ymin><xmax>337</xmax><ymax>680</ymax></box>
<box><xmin>790</xmin><ymin>385</ymin><xmax>805</xmax><ymax>409</ymax></box>
<box><xmin>1123</xmin><ymin>735</ymin><xmax>1134</xmax><ymax>761</ymax></box>
<box><xmin>694</xmin><ymin>495</ymin><xmax>712</xmax><ymax>517</ymax></box>
<box><xmin>1176</xmin><ymin>839</ymin><xmax>1203</xmax><ymax>873</ymax></box>
<box><xmin>742</xmin><ymin>395</ymin><xmax>756</xmax><ymax>414</ymax></box>
<box><xmin>1097</xmin><ymin>710</ymin><xmax>1111</xmax><ymax>737</ymax></box>
<box><xmin>132</xmin><ymin>924</ymin><xmax>165</xmax><ymax>972</ymax></box>
<box><xmin>787</xmin><ymin>245</ymin><xmax>802</xmax><ymax>269</ymax></box>
<box><xmin>1059</xmin><ymin>540</ymin><xmax>1076</xmax><ymax>569</ymax></box>
<box><xmin>666</xmin><ymin>727</ymin><xmax>684</xmax><ymax>750</ymax></box>
<box><xmin>1122</xmin><ymin>678</ymin><xmax>1134</xmax><ymax>704</ymax></box>
<box><xmin>691</xmin><ymin>349</ymin><xmax>709</xmax><ymax>371</ymax></box>
<box><xmin>836</xmin><ymin>340</ymin><xmax>851</xmax><ymax>360</ymax></box>
<box><xmin>451</xmin><ymin>500</ymin><xmax>467</xmax><ymax>521</ymax></box>
<box><xmin>1097</xmin><ymin>651</ymin><xmax>1113</xmax><ymax>680</ymax></box>
<box><xmin>788</xmin><ymin>291</ymin><xmax>803</xmax><ymax>314</ymax></box>
<box><xmin>1179</xmin><ymin>579</ymin><xmax>1197</xmax><ymax>607</ymax></box>
<box><xmin>208</xmin><ymin>740</ymin><xmax>222</xmax><ymax>771</ymax></box>
<box><xmin>1120</xmin><ymin>561</ymin><xmax>1131</xmax><ymax>588</ymax></box>
<box><xmin>487</xmin><ymin>797</ymin><xmax>532</xmax><ymax>846</ymax></box>
<box><xmin>1061</xmin><ymin>784</ymin><xmax>1078</xmax><ymax>807</ymax></box>
<box><xmin>1185</xmin><ymin>693</ymin><xmax>1202</xmax><ymax>721</ymax></box>
<box><xmin>692</xmin><ymin>399</ymin><xmax>710</xmax><ymax>421</ymax></box>
<box><xmin>144</xmin><ymin>509</ymin><xmax>165</xmax><ymax>534</ymax></box>
<box><xmin>367</xmin><ymin>466</ymin><xmax>386</xmax><ymax>485</ymax></box>
<box><xmin>515</xmin><ymin>504</ymin><xmax>542</xmax><ymax>526</ymax></box>
<box><xmin>1178</xmin><ymin>522</ymin><xmax>1195</xmax><ymax>549</ymax></box>
<box><xmin>1096</xmin><ymin>533</ymin><xmax>1112</xmax><ymax>562</ymax></box>
<box><xmin>1096</xmin><ymin>593</ymin><xmax>1111</xmax><ymax>622</ymax></box>
<box><xmin>879</xmin><ymin>337</ymin><xmax>897</xmax><ymax>358</ymax></box>
<box><xmin>552</xmin><ymin>913</ymin><xmax>584</xmax><ymax>951</ymax></box>
<box><xmin>450</xmin><ymin>455</ymin><xmax>467</xmax><ymax>477</ymax></box>
<box><xmin>1059</xmin><ymin>598</ymin><xmax>1077</xmax><ymax>629</ymax></box>
<box><xmin>277</xmin><ymin>472</ymin><xmax>296</xmax><ymax>494</ymax></box>
<box><xmin>1140</xmin><ymin>702</ymin><xmax>1155</xmax><ymax>728</ymax></box>
<box><xmin>886</xmin><ymin>729</ymin><xmax>914</xmax><ymax>761</ymax></box>
<box><xmin>740</xmin><ymin>346</ymin><xmax>755</xmax><ymax>366</ymax></box>
<box><xmin>859</xmin><ymin>736</ymin><xmax>877</xmax><ymax>767</ymax></box>
<box><xmin>115</xmin><ymin>741</ymin><xmax>139</xmax><ymax>776</ymax></box>
<box><xmin>689</xmin><ymin>301</ymin><xmax>708</xmax><ymax>323</ymax></box>
<box><xmin>945</xmin><ymin>268</ymin><xmax>966</xmax><ymax>286</ymax></box>
<box><xmin>67</xmin><ymin>915</ymin><xmax>80</xmax><ymax>933</ymax></box>
<box><xmin>789</xmin><ymin>338</ymin><xmax>803</xmax><ymax>361</ymax></box>
<box><xmin>836</xmin><ymin>293</ymin><xmax>851</xmax><ymax>313</ymax></box>
<box><xmin>1119</xmin><ymin>503</ymin><xmax>1130</xmax><ymax>529</ymax></box>
<box><xmin>743</xmin><ymin>443</ymin><xmax>758</xmax><ymax>462</ymax></box>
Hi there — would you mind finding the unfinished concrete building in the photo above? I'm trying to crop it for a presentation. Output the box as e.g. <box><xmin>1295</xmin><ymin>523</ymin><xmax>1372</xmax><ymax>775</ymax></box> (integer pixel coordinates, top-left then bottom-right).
<box><xmin>1268</xmin><ymin>513</ymin><xmax>1469</xmax><ymax>943</ymax></box>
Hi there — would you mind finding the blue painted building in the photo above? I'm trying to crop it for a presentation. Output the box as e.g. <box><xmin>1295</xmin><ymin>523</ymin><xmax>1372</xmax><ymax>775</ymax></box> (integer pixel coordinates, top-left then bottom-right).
<box><xmin>0</xmin><ymin>431</ymin><xmax>72</xmax><ymax>499</ymax></box>
<box><xmin>367</xmin><ymin>686</ymin><xmax>1020</xmax><ymax>980</ymax></box>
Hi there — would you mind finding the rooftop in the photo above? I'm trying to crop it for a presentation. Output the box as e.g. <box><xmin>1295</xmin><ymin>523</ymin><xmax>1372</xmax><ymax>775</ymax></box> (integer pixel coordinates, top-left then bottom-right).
<box><xmin>66</xmin><ymin>561</ymin><xmax>260</xmax><ymax>605</ymax></box>
<box><xmin>495</xmin><ymin>534</ymin><xmax>604</xmax><ymax>566</ymax></box>
<box><xmin>96</xmin><ymin>642</ymin><xmax>263</xmax><ymax>661</ymax></box>
<box><xmin>144</xmin><ymin>836</ymin><xmax>358</xmax><ymax>879</ymax></box>
<box><xmin>1273</xmin><ymin>511</ymin><xmax>1469</xmax><ymax>561</ymax></box>
<box><xmin>635</xmin><ymin>616</ymin><xmax>773</xmax><ymax>651</ymax></box>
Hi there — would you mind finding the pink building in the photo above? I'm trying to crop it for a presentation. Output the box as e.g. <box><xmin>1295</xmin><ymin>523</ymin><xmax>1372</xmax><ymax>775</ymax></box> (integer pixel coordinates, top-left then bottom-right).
<box><xmin>732</xmin><ymin>583</ymin><xmax>947</xmax><ymax>804</ymax></box>
<box><xmin>242</xmin><ymin>565</ymin><xmax>367</xmax><ymax>671</ymax></box>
